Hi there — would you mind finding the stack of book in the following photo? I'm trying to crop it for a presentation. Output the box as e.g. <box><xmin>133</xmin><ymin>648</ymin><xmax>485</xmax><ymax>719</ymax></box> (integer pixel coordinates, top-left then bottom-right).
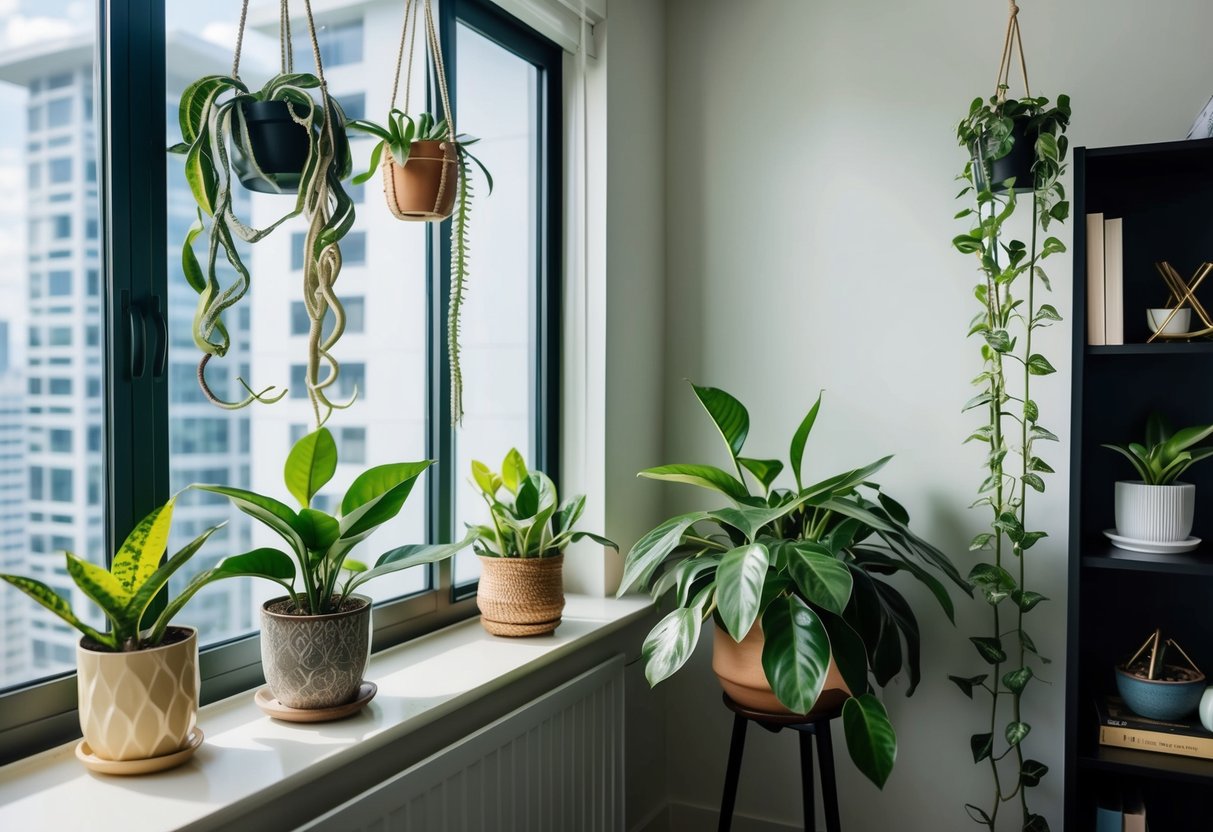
<box><xmin>1096</xmin><ymin>695</ymin><xmax>1213</xmax><ymax>761</ymax></box>
<box><xmin>1086</xmin><ymin>214</ymin><xmax>1124</xmax><ymax>345</ymax></box>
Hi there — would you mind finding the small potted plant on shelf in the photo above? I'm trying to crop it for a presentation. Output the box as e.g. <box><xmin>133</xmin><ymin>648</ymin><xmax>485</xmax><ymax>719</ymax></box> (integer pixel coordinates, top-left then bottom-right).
<box><xmin>1102</xmin><ymin>413</ymin><xmax>1213</xmax><ymax>551</ymax></box>
<box><xmin>197</xmin><ymin>428</ymin><xmax>476</xmax><ymax>718</ymax></box>
<box><xmin>618</xmin><ymin>383</ymin><xmax>968</xmax><ymax>788</ymax></box>
<box><xmin>1116</xmin><ymin>629</ymin><xmax>1206</xmax><ymax>721</ymax></box>
<box><xmin>0</xmin><ymin>497</ymin><xmax>268</xmax><ymax>773</ymax></box>
<box><xmin>467</xmin><ymin>449</ymin><xmax>616</xmax><ymax>637</ymax></box>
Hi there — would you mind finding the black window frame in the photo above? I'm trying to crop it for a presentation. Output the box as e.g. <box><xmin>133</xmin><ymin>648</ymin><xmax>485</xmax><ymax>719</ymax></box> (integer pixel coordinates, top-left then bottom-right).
<box><xmin>0</xmin><ymin>0</ymin><xmax>563</xmax><ymax>765</ymax></box>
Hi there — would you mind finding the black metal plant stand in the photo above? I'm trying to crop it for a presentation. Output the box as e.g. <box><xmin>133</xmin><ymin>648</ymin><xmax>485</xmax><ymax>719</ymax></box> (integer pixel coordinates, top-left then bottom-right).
<box><xmin>717</xmin><ymin>694</ymin><xmax>842</xmax><ymax>832</ymax></box>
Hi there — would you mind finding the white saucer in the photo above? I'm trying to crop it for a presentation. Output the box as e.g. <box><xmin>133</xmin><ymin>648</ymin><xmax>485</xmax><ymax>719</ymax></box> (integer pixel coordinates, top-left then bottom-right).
<box><xmin>1103</xmin><ymin>529</ymin><xmax>1201</xmax><ymax>554</ymax></box>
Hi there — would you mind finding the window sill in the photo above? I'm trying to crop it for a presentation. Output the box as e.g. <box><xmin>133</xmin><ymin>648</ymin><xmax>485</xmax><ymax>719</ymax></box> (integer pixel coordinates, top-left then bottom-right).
<box><xmin>0</xmin><ymin>595</ymin><xmax>653</xmax><ymax>831</ymax></box>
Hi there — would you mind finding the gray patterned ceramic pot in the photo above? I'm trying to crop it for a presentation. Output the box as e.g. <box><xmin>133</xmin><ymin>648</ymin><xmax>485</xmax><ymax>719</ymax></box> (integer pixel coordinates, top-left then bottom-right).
<box><xmin>260</xmin><ymin>595</ymin><xmax>371</xmax><ymax>709</ymax></box>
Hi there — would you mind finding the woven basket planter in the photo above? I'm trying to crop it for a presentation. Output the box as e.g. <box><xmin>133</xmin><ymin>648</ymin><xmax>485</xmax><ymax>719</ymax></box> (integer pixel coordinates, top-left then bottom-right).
<box><xmin>383</xmin><ymin>140</ymin><xmax>458</xmax><ymax>221</ymax></box>
<box><xmin>477</xmin><ymin>554</ymin><xmax>565</xmax><ymax>637</ymax></box>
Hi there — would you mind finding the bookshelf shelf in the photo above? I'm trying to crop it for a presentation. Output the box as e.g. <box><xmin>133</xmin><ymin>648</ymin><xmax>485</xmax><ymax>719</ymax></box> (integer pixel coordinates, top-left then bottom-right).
<box><xmin>1081</xmin><ymin>545</ymin><xmax>1213</xmax><ymax>577</ymax></box>
<box><xmin>1078</xmin><ymin>747</ymin><xmax>1213</xmax><ymax>786</ymax></box>
<box><xmin>1087</xmin><ymin>342</ymin><xmax>1213</xmax><ymax>356</ymax></box>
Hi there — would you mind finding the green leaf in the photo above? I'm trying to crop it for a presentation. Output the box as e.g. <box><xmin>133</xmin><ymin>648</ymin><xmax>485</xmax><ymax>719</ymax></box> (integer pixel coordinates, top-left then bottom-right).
<box><xmin>110</xmin><ymin>498</ymin><xmax>175</xmax><ymax>597</ymax></box>
<box><xmin>965</xmin><ymin>805</ymin><xmax>993</xmax><ymax>825</ymax></box>
<box><xmin>340</xmin><ymin>460</ymin><xmax>433</xmax><ymax>519</ymax></box>
<box><xmin>124</xmin><ymin>522</ymin><xmax>226</xmax><ymax>633</ymax></box>
<box><xmin>1033</xmin><ymin>304</ymin><xmax>1062</xmax><ymax>325</ymax></box>
<box><xmin>284</xmin><ymin>428</ymin><xmax>338</xmax><ymax>508</ymax></box>
<box><xmin>341</xmin><ymin>559</ymin><xmax>368</xmax><ymax>573</ymax></box>
<box><xmin>971</xmin><ymin>636</ymin><xmax>1006</xmax><ymax>664</ymax></box>
<box><xmin>787</xmin><ymin>543</ymin><xmax>853</xmax><ymax>615</ymax></box>
<box><xmin>984</xmin><ymin>330</ymin><xmax>1013</xmax><ymax>352</ymax></box>
<box><xmin>843</xmin><ymin>694</ymin><xmax>897</xmax><ymax>789</ymax></box>
<box><xmin>821</xmin><ymin>613</ymin><xmax>869</xmax><ymax>696</ymax></box>
<box><xmin>1041</xmin><ymin>236</ymin><xmax>1066</xmax><ymax>256</ymax></box>
<box><xmin>969</xmin><ymin>533</ymin><xmax>994</xmax><ymax>551</ymax></box>
<box><xmin>553</xmin><ymin>494</ymin><xmax>587</xmax><ymax>536</ymax></box>
<box><xmin>761</xmin><ymin>595</ymin><xmax>831</xmax><ymax>714</ymax></box>
<box><xmin>1026</xmin><ymin>354</ymin><xmax>1056</xmax><ymax>376</ymax></box>
<box><xmin>350</xmin><ymin>532</ymin><xmax>478</xmax><ymax>590</ymax></box>
<box><xmin>638</xmin><ymin>464</ymin><xmax>750</xmax><ymax>501</ymax></box>
<box><xmin>296</xmin><ymin>508</ymin><xmax>340</xmax><ymax>551</ymax></box>
<box><xmin>1023</xmin><ymin>814</ymin><xmax>1050</xmax><ymax>832</ymax></box>
<box><xmin>1003</xmin><ymin>666</ymin><xmax>1033</xmax><ymax>694</ymax></box>
<box><xmin>66</xmin><ymin>553</ymin><xmax>130</xmax><ymax>626</ymax></box>
<box><xmin>1006</xmin><ymin>721</ymin><xmax>1031</xmax><ymax>746</ymax></box>
<box><xmin>1022</xmin><ymin>473</ymin><xmax>1046</xmax><ymax>492</ymax></box>
<box><xmin>617</xmin><ymin>512</ymin><xmax>705</xmax><ymax>595</ymax></box>
<box><xmin>471</xmin><ymin>460</ymin><xmax>498</xmax><ymax>496</ymax></box>
<box><xmin>948</xmin><ymin>674</ymin><xmax>987</xmax><ymax>699</ymax></box>
<box><xmin>789</xmin><ymin>392</ymin><xmax>823</xmax><ymax>489</ymax></box>
<box><xmin>501</xmin><ymin>448</ymin><xmax>529</xmax><ymax>494</ymax></box>
<box><xmin>194</xmin><ymin>484</ymin><xmax>304</xmax><ymax>552</ymax></box>
<box><xmin>968</xmin><ymin>562</ymin><xmax>1016</xmax><ymax>605</ymax></box>
<box><xmin>737</xmin><ymin>457</ymin><xmax>784</xmax><ymax>492</ymax></box>
<box><xmin>971</xmin><ymin>731</ymin><xmax>993</xmax><ymax>762</ymax></box>
<box><xmin>691</xmin><ymin>383</ymin><xmax>749</xmax><ymax>460</ymax></box>
<box><xmin>1020</xmin><ymin>759</ymin><xmax>1048</xmax><ymax>788</ymax></box>
<box><xmin>0</xmin><ymin>574</ymin><xmax>111</xmax><ymax>647</ymax></box>
<box><xmin>715</xmin><ymin>544</ymin><xmax>770</xmax><ymax>642</ymax></box>
<box><xmin>1010</xmin><ymin>589</ymin><xmax>1047</xmax><ymax>611</ymax></box>
<box><xmin>642</xmin><ymin>606</ymin><xmax>703</xmax><ymax>687</ymax></box>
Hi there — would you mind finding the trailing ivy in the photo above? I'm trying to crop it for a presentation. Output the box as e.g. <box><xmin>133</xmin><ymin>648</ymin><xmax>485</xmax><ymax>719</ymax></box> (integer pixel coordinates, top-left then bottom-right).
<box><xmin>952</xmin><ymin>91</ymin><xmax>1070</xmax><ymax>832</ymax></box>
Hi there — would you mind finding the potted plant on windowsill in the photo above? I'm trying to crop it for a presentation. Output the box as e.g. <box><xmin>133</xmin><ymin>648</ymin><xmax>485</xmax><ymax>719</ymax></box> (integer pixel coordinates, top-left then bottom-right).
<box><xmin>467</xmin><ymin>449</ymin><xmax>616</xmax><ymax>637</ymax></box>
<box><xmin>0</xmin><ymin>497</ymin><xmax>270</xmax><ymax>773</ymax></box>
<box><xmin>196</xmin><ymin>428</ymin><xmax>476</xmax><ymax>716</ymax></box>
<box><xmin>1103</xmin><ymin>413</ymin><xmax>1213</xmax><ymax>549</ymax></box>
<box><xmin>618</xmin><ymin>383</ymin><xmax>968</xmax><ymax>789</ymax></box>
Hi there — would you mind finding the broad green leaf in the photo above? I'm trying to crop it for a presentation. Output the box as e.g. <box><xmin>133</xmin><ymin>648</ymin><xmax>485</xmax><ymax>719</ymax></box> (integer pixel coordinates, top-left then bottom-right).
<box><xmin>1011</xmin><ymin>589</ymin><xmax>1047</xmax><ymax>612</ymax></box>
<box><xmin>948</xmin><ymin>674</ymin><xmax>987</xmax><ymax>699</ymax></box>
<box><xmin>342</xmin><ymin>559</ymin><xmax>368</xmax><ymax>573</ymax></box>
<box><xmin>787</xmin><ymin>543</ymin><xmax>852</xmax><ymax>615</ymax></box>
<box><xmin>1020</xmin><ymin>759</ymin><xmax>1048</xmax><ymax>788</ymax></box>
<box><xmin>471</xmin><ymin>460</ymin><xmax>497</xmax><ymax>495</ymax></box>
<box><xmin>194</xmin><ymin>484</ymin><xmax>304</xmax><ymax>552</ymax></box>
<box><xmin>691</xmin><ymin>383</ymin><xmax>749</xmax><ymax>460</ymax></box>
<box><xmin>642</xmin><ymin>606</ymin><xmax>702</xmax><ymax>687</ymax></box>
<box><xmin>843</xmin><ymin>694</ymin><xmax>897</xmax><ymax>789</ymax></box>
<box><xmin>639</xmin><ymin>464</ymin><xmax>749</xmax><ymax>501</ymax></box>
<box><xmin>971</xmin><ymin>636</ymin><xmax>1006</xmax><ymax>664</ymax></box>
<box><xmin>66</xmin><ymin>553</ymin><xmax>129</xmax><ymax>625</ymax></box>
<box><xmin>124</xmin><ymin>522</ymin><xmax>226</xmax><ymax>632</ymax></box>
<box><xmin>501</xmin><ymin>448</ymin><xmax>528</xmax><ymax>494</ymax></box>
<box><xmin>340</xmin><ymin>460</ymin><xmax>433</xmax><ymax>517</ymax></box>
<box><xmin>715</xmin><ymin>544</ymin><xmax>770</xmax><ymax>642</ymax></box>
<box><xmin>872</xmin><ymin>581</ymin><xmax>921</xmax><ymax>694</ymax></box>
<box><xmin>761</xmin><ymin>594</ymin><xmax>831</xmax><ymax>713</ymax></box>
<box><xmin>566</xmin><ymin>530</ymin><xmax>618</xmax><ymax>549</ymax></box>
<box><xmin>1006</xmin><ymin>721</ymin><xmax>1030</xmax><ymax>746</ymax></box>
<box><xmin>803</xmin><ymin>457</ymin><xmax>892</xmax><ymax>502</ymax></box>
<box><xmin>350</xmin><ymin>532</ymin><xmax>478</xmax><ymax>590</ymax></box>
<box><xmin>0</xmin><ymin>574</ymin><xmax>111</xmax><ymax>648</ymax></box>
<box><xmin>296</xmin><ymin>508</ymin><xmax>340</xmax><ymax>551</ymax></box>
<box><xmin>284</xmin><ymin>428</ymin><xmax>338</xmax><ymax>508</ymax></box>
<box><xmin>1024</xmin><ymin>814</ymin><xmax>1050</xmax><ymax>832</ymax></box>
<box><xmin>968</xmin><ymin>562</ymin><xmax>1016</xmax><ymax>605</ymax></box>
<box><xmin>1026</xmin><ymin>354</ymin><xmax>1056</xmax><ymax>376</ymax></box>
<box><xmin>617</xmin><ymin>512</ymin><xmax>705</xmax><ymax>595</ymax></box>
<box><xmin>553</xmin><ymin>495</ymin><xmax>587</xmax><ymax>536</ymax></box>
<box><xmin>737</xmin><ymin>457</ymin><xmax>783</xmax><ymax>492</ymax></box>
<box><xmin>965</xmin><ymin>805</ymin><xmax>993</xmax><ymax>825</ymax></box>
<box><xmin>110</xmin><ymin>498</ymin><xmax>175</xmax><ymax>597</ymax></box>
<box><xmin>1003</xmin><ymin>666</ymin><xmax>1033</xmax><ymax>694</ymax></box>
<box><xmin>821</xmin><ymin>612</ymin><xmax>870</xmax><ymax>696</ymax></box>
<box><xmin>971</xmin><ymin>732</ymin><xmax>993</xmax><ymax>762</ymax></box>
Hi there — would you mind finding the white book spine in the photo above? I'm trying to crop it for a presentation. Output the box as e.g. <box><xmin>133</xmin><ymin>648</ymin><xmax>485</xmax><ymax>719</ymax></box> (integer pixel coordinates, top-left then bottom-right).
<box><xmin>1086</xmin><ymin>213</ymin><xmax>1106</xmax><ymax>346</ymax></box>
<box><xmin>1104</xmin><ymin>218</ymin><xmax>1124</xmax><ymax>345</ymax></box>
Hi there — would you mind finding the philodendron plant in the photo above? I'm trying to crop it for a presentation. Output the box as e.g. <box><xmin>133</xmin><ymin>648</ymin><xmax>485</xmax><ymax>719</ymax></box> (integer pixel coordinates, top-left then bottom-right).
<box><xmin>618</xmin><ymin>383</ymin><xmax>968</xmax><ymax>789</ymax></box>
<box><xmin>467</xmin><ymin>449</ymin><xmax>615</xmax><ymax>558</ymax></box>
<box><xmin>0</xmin><ymin>496</ymin><xmax>267</xmax><ymax>650</ymax></box>
<box><xmin>196</xmin><ymin>428</ymin><xmax>475</xmax><ymax>615</ymax></box>
<box><xmin>1103</xmin><ymin>413</ymin><xmax>1213</xmax><ymax>485</ymax></box>
<box><xmin>170</xmin><ymin>72</ymin><xmax>356</xmax><ymax>424</ymax></box>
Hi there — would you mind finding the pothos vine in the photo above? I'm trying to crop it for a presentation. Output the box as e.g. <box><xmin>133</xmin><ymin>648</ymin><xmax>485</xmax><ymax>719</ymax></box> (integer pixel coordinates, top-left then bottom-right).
<box><xmin>951</xmin><ymin>88</ymin><xmax>1070</xmax><ymax>832</ymax></box>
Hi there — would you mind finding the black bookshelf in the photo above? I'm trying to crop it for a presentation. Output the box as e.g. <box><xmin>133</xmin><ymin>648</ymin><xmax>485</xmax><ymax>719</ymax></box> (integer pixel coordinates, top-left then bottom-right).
<box><xmin>1065</xmin><ymin>139</ymin><xmax>1213</xmax><ymax>830</ymax></box>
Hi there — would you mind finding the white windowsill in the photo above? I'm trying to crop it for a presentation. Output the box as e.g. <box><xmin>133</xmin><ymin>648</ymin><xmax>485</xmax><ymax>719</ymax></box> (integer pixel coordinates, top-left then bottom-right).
<box><xmin>0</xmin><ymin>595</ymin><xmax>652</xmax><ymax>831</ymax></box>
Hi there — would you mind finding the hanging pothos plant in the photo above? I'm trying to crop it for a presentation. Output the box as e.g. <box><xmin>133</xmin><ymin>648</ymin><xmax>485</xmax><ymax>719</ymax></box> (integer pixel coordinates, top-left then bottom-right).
<box><xmin>346</xmin><ymin>0</ymin><xmax>491</xmax><ymax>423</ymax></box>
<box><xmin>950</xmin><ymin>5</ymin><xmax>1070</xmax><ymax>831</ymax></box>
<box><xmin>169</xmin><ymin>0</ymin><xmax>357</xmax><ymax>428</ymax></box>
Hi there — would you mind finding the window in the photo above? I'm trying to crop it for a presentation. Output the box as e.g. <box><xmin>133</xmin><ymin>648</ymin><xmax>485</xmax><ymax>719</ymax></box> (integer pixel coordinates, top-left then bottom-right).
<box><xmin>339</xmin><ymin>427</ymin><xmax>367</xmax><ymax>465</ymax></box>
<box><xmin>299</xmin><ymin>19</ymin><xmax>363</xmax><ymax>68</ymax></box>
<box><xmin>45</xmin><ymin>98</ymin><xmax>71</xmax><ymax>128</ymax></box>
<box><xmin>49</xmin><ymin>469</ymin><xmax>72</xmax><ymax>503</ymax></box>
<box><xmin>51</xmin><ymin>216</ymin><xmax>70</xmax><ymax>239</ymax></box>
<box><xmin>290</xmin><ymin>296</ymin><xmax>364</xmax><ymax>337</ymax></box>
<box><xmin>27</xmin><ymin>162</ymin><xmax>39</xmax><ymax>188</ymax></box>
<box><xmin>338</xmin><ymin>92</ymin><xmax>365</xmax><ymax>121</ymax></box>
<box><xmin>49</xmin><ymin>430</ymin><xmax>71</xmax><ymax>453</ymax></box>
<box><xmin>48</xmin><ymin>158</ymin><xmax>71</xmax><ymax>184</ymax></box>
<box><xmin>47</xmin><ymin>271</ymin><xmax>70</xmax><ymax>296</ymax></box>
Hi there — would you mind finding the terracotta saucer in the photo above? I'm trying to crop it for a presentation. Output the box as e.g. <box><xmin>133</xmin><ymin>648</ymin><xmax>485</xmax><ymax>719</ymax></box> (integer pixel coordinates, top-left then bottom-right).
<box><xmin>75</xmin><ymin>729</ymin><xmax>204</xmax><ymax>775</ymax></box>
<box><xmin>254</xmin><ymin>681</ymin><xmax>378</xmax><ymax>723</ymax></box>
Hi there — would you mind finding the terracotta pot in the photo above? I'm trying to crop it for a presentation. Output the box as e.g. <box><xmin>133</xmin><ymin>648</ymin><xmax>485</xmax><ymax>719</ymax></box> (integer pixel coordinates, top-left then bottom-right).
<box><xmin>260</xmin><ymin>595</ymin><xmax>371</xmax><ymax>709</ymax></box>
<box><xmin>383</xmin><ymin>140</ymin><xmax>458</xmax><ymax>221</ymax></box>
<box><xmin>76</xmin><ymin>627</ymin><xmax>199</xmax><ymax>761</ymax></box>
<box><xmin>477</xmin><ymin>554</ymin><xmax>565</xmax><ymax>637</ymax></box>
<box><xmin>712</xmin><ymin>623</ymin><xmax>850</xmax><ymax>716</ymax></box>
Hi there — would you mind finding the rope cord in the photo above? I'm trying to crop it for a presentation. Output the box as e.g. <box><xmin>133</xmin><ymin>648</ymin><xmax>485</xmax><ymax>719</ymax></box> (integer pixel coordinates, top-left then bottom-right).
<box><xmin>994</xmin><ymin>1</ymin><xmax>1030</xmax><ymax>100</ymax></box>
<box><xmin>232</xmin><ymin>0</ymin><xmax>250</xmax><ymax>78</ymax></box>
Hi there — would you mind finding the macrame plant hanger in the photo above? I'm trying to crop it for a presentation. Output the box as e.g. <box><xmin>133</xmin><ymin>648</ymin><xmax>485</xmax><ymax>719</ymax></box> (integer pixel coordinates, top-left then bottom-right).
<box><xmin>382</xmin><ymin>0</ymin><xmax>459</xmax><ymax>221</ymax></box>
<box><xmin>994</xmin><ymin>1</ymin><xmax>1031</xmax><ymax>102</ymax></box>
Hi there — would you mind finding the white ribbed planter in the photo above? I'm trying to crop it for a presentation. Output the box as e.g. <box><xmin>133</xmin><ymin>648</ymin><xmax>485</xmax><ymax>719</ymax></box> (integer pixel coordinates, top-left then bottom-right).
<box><xmin>1114</xmin><ymin>481</ymin><xmax>1195</xmax><ymax>542</ymax></box>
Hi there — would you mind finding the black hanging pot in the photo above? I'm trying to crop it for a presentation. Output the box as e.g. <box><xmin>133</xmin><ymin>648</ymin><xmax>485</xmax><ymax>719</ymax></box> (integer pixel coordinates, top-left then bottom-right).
<box><xmin>970</xmin><ymin>115</ymin><xmax>1036</xmax><ymax>194</ymax></box>
<box><xmin>232</xmin><ymin>100</ymin><xmax>313</xmax><ymax>194</ymax></box>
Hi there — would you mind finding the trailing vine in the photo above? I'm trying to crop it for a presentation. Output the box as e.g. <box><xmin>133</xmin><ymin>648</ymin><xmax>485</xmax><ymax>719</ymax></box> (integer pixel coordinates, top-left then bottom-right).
<box><xmin>951</xmin><ymin>89</ymin><xmax>1070</xmax><ymax>832</ymax></box>
<box><xmin>448</xmin><ymin>151</ymin><xmax>473</xmax><ymax>422</ymax></box>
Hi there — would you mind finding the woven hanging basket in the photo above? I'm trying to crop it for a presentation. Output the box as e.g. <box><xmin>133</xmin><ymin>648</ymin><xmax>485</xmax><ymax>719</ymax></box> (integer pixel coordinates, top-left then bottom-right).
<box><xmin>476</xmin><ymin>554</ymin><xmax>565</xmax><ymax>637</ymax></box>
<box><xmin>382</xmin><ymin>141</ymin><xmax>458</xmax><ymax>221</ymax></box>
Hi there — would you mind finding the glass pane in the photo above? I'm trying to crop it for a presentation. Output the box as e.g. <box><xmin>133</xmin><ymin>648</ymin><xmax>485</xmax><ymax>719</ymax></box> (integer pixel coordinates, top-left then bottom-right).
<box><xmin>165</xmin><ymin>4</ymin><xmax>430</xmax><ymax>635</ymax></box>
<box><xmin>452</xmin><ymin>23</ymin><xmax>539</xmax><ymax>585</ymax></box>
<box><xmin>0</xmin><ymin>4</ymin><xmax>103</xmax><ymax>690</ymax></box>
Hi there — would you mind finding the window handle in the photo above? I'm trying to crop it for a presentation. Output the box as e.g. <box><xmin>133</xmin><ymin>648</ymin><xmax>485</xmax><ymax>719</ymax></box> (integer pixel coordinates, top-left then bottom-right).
<box><xmin>150</xmin><ymin>295</ymin><xmax>168</xmax><ymax>379</ymax></box>
<box><xmin>124</xmin><ymin>290</ymin><xmax>146</xmax><ymax>380</ymax></box>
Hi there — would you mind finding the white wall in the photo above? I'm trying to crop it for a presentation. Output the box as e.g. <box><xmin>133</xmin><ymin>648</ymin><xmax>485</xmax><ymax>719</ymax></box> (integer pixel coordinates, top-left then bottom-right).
<box><xmin>657</xmin><ymin>1</ymin><xmax>1213</xmax><ymax>829</ymax></box>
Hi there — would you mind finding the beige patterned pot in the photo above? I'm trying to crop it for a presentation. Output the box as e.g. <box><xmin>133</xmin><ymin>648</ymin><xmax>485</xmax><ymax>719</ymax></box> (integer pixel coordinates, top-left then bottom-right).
<box><xmin>260</xmin><ymin>595</ymin><xmax>371</xmax><ymax>709</ymax></box>
<box><xmin>477</xmin><ymin>555</ymin><xmax>565</xmax><ymax>637</ymax></box>
<box><xmin>712</xmin><ymin>623</ymin><xmax>850</xmax><ymax>716</ymax></box>
<box><xmin>76</xmin><ymin>627</ymin><xmax>199</xmax><ymax>761</ymax></box>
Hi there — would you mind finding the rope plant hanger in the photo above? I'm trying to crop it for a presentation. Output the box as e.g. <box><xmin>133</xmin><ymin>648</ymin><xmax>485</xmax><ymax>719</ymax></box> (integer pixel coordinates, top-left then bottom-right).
<box><xmin>172</xmin><ymin>0</ymin><xmax>357</xmax><ymax>428</ymax></box>
<box><xmin>950</xmin><ymin>3</ymin><xmax>1071</xmax><ymax>832</ymax></box>
<box><xmin>348</xmin><ymin>0</ymin><xmax>494</xmax><ymax>423</ymax></box>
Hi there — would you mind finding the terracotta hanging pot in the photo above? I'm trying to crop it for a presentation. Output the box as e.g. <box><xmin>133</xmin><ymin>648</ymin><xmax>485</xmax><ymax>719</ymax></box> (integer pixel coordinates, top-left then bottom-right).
<box><xmin>232</xmin><ymin>100</ymin><xmax>313</xmax><ymax>194</ymax></box>
<box><xmin>383</xmin><ymin>140</ymin><xmax>459</xmax><ymax>221</ymax></box>
<box><xmin>476</xmin><ymin>554</ymin><xmax>565</xmax><ymax>637</ymax></box>
<box><xmin>260</xmin><ymin>595</ymin><xmax>372</xmax><ymax>709</ymax></box>
<box><xmin>711</xmin><ymin>623</ymin><xmax>850</xmax><ymax>716</ymax></box>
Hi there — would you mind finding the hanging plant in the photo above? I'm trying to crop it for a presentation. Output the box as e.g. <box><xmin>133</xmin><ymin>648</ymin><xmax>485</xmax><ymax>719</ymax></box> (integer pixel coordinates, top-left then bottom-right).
<box><xmin>950</xmin><ymin>4</ymin><xmax>1070</xmax><ymax>831</ymax></box>
<box><xmin>169</xmin><ymin>0</ymin><xmax>357</xmax><ymax>427</ymax></box>
<box><xmin>347</xmin><ymin>0</ymin><xmax>493</xmax><ymax>423</ymax></box>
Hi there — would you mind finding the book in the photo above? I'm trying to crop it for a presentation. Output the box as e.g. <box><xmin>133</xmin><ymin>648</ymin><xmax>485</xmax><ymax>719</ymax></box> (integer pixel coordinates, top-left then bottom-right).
<box><xmin>1096</xmin><ymin>695</ymin><xmax>1213</xmax><ymax>760</ymax></box>
<box><xmin>1189</xmin><ymin>92</ymin><xmax>1213</xmax><ymax>139</ymax></box>
<box><xmin>1104</xmin><ymin>217</ymin><xmax>1124</xmax><ymax>345</ymax></box>
<box><xmin>1086</xmin><ymin>213</ymin><xmax>1105</xmax><ymax>345</ymax></box>
<box><xmin>1123</xmin><ymin>787</ymin><xmax>1147</xmax><ymax>832</ymax></box>
<box><xmin>1094</xmin><ymin>790</ymin><xmax>1121</xmax><ymax>832</ymax></box>
<box><xmin>1096</xmin><ymin>696</ymin><xmax>1210</xmax><ymax>737</ymax></box>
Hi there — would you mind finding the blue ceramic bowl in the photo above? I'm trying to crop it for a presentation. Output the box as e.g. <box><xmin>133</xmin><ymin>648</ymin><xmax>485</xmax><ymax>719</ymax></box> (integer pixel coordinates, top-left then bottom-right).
<box><xmin>1116</xmin><ymin>666</ymin><xmax>1206</xmax><ymax>721</ymax></box>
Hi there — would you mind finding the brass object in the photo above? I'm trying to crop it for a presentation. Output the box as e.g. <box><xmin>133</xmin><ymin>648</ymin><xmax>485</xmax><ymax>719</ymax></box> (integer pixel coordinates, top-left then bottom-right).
<box><xmin>1147</xmin><ymin>261</ymin><xmax>1213</xmax><ymax>341</ymax></box>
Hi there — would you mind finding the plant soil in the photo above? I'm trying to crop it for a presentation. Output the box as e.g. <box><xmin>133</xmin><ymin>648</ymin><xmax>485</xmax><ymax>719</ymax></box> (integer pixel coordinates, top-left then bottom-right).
<box><xmin>1123</xmin><ymin>662</ymin><xmax>1204</xmax><ymax>683</ymax></box>
<box><xmin>80</xmin><ymin>625</ymin><xmax>191</xmax><ymax>653</ymax></box>
<box><xmin>267</xmin><ymin>597</ymin><xmax>367</xmax><ymax>617</ymax></box>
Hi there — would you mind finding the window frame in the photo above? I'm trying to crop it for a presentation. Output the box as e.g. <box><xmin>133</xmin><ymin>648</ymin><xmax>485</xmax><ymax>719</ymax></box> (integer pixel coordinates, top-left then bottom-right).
<box><xmin>0</xmin><ymin>0</ymin><xmax>563</xmax><ymax>765</ymax></box>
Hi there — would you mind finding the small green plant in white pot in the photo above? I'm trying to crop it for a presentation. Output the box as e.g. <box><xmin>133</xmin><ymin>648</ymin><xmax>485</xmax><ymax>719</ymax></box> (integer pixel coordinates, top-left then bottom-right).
<box><xmin>1103</xmin><ymin>414</ymin><xmax>1213</xmax><ymax>547</ymax></box>
<box><xmin>0</xmin><ymin>497</ymin><xmax>266</xmax><ymax>771</ymax></box>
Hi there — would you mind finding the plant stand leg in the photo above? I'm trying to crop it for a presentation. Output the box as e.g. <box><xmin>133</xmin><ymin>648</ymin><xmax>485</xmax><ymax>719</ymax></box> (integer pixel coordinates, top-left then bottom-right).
<box><xmin>718</xmin><ymin>714</ymin><xmax>748</xmax><ymax>832</ymax></box>
<box><xmin>815</xmin><ymin>722</ymin><xmax>842</xmax><ymax>832</ymax></box>
<box><xmin>799</xmin><ymin>729</ymin><xmax>816</xmax><ymax>832</ymax></box>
